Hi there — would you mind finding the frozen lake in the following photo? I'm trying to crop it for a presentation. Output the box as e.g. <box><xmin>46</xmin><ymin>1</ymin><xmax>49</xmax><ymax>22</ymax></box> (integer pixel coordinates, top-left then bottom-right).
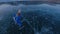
<box><xmin>0</xmin><ymin>4</ymin><xmax>60</xmax><ymax>34</ymax></box>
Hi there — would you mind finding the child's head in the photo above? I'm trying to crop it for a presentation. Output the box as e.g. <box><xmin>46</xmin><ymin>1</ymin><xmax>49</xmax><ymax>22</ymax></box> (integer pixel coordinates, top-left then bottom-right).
<box><xmin>17</xmin><ymin>9</ymin><xmax>21</xmax><ymax>16</ymax></box>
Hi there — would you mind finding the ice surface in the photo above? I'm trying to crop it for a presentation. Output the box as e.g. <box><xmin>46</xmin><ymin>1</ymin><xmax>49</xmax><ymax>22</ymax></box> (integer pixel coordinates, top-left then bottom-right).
<box><xmin>0</xmin><ymin>4</ymin><xmax>60</xmax><ymax>34</ymax></box>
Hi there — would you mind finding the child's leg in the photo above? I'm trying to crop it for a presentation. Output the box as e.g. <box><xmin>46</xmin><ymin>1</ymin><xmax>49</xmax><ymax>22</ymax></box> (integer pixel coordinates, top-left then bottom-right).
<box><xmin>17</xmin><ymin>21</ymin><xmax>23</xmax><ymax>27</ymax></box>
